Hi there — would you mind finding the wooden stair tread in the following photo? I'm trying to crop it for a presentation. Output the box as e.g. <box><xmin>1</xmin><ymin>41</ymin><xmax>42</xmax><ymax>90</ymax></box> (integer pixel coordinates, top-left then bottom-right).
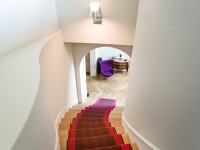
<box><xmin>131</xmin><ymin>143</ymin><xmax>139</xmax><ymax>150</ymax></box>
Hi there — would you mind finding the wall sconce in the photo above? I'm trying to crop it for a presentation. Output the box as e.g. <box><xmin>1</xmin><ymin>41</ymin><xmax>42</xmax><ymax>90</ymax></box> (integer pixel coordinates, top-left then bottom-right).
<box><xmin>89</xmin><ymin>2</ymin><xmax>102</xmax><ymax>24</ymax></box>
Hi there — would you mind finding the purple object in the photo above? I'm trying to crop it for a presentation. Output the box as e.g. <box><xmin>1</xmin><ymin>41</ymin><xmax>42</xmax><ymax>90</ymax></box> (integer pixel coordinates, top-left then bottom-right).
<box><xmin>99</xmin><ymin>60</ymin><xmax>114</xmax><ymax>78</ymax></box>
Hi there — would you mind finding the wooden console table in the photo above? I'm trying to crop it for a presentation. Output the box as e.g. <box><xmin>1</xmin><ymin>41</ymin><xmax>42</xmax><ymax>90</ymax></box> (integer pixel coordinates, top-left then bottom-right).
<box><xmin>112</xmin><ymin>58</ymin><xmax>129</xmax><ymax>73</ymax></box>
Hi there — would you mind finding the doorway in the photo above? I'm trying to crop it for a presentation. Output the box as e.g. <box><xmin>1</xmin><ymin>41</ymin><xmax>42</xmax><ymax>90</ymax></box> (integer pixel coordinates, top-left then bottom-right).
<box><xmin>80</xmin><ymin>46</ymin><xmax>131</xmax><ymax>106</ymax></box>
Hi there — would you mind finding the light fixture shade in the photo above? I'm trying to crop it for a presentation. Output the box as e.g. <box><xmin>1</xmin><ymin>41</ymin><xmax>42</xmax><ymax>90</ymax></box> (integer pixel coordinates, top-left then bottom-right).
<box><xmin>90</xmin><ymin>2</ymin><xmax>100</xmax><ymax>12</ymax></box>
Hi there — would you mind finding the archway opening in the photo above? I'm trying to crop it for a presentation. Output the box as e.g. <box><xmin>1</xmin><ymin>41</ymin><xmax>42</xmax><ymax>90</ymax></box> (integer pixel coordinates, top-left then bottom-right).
<box><xmin>79</xmin><ymin>46</ymin><xmax>131</xmax><ymax>106</ymax></box>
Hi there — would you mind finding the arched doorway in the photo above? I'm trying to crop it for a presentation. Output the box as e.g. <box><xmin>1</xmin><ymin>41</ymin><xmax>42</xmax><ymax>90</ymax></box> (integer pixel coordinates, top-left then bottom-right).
<box><xmin>72</xmin><ymin>43</ymin><xmax>133</xmax><ymax>103</ymax></box>
<box><xmin>79</xmin><ymin>46</ymin><xmax>132</xmax><ymax>103</ymax></box>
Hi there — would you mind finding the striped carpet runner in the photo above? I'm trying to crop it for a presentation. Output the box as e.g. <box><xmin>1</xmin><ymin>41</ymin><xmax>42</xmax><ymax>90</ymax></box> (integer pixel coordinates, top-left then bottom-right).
<box><xmin>67</xmin><ymin>98</ymin><xmax>132</xmax><ymax>150</ymax></box>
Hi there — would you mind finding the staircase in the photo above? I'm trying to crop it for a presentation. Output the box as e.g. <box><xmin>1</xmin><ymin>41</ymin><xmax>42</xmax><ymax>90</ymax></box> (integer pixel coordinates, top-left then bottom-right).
<box><xmin>59</xmin><ymin>98</ymin><xmax>139</xmax><ymax>150</ymax></box>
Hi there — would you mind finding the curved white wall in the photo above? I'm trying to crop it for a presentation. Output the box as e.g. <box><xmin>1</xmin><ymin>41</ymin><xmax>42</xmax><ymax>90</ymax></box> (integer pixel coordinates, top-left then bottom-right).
<box><xmin>0</xmin><ymin>32</ymin><xmax>78</xmax><ymax>150</ymax></box>
<box><xmin>0</xmin><ymin>33</ymin><xmax>55</xmax><ymax>150</ymax></box>
<box><xmin>13</xmin><ymin>32</ymin><xmax>78</xmax><ymax>150</ymax></box>
<box><xmin>124</xmin><ymin>0</ymin><xmax>200</xmax><ymax>150</ymax></box>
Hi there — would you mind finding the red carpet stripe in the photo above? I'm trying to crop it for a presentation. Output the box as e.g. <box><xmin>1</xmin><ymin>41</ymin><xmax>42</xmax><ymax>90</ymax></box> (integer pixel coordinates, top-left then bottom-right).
<box><xmin>68</xmin><ymin>127</ymin><xmax>117</xmax><ymax>138</ymax></box>
<box><xmin>114</xmin><ymin>134</ymin><xmax>124</xmax><ymax>145</ymax></box>
<box><xmin>67</xmin><ymin>98</ymin><xmax>132</xmax><ymax>150</ymax></box>
<box><xmin>86</xmin><ymin>144</ymin><xmax>132</xmax><ymax>150</ymax></box>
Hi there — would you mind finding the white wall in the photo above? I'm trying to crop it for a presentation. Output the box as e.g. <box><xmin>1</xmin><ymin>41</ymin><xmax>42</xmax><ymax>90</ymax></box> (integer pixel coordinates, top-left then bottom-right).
<box><xmin>124</xmin><ymin>0</ymin><xmax>200</xmax><ymax>150</ymax></box>
<box><xmin>0</xmin><ymin>33</ymin><xmax>55</xmax><ymax>150</ymax></box>
<box><xmin>0</xmin><ymin>0</ymin><xmax>59</xmax><ymax>59</ymax></box>
<box><xmin>85</xmin><ymin>53</ymin><xmax>90</xmax><ymax>73</ymax></box>
<box><xmin>14</xmin><ymin>32</ymin><xmax>78</xmax><ymax>150</ymax></box>
<box><xmin>0</xmin><ymin>32</ymin><xmax>78</xmax><ymax>150</ymax></box>
<box><xmin>80</xmin><ymin>58</ymin><xmax>87</xmax><ymax>102</ymax></box>
<box><xmin>96</xmin><ymin>47</ymin><xmax>130</xmax><ymax>60</ymax></box>
<box><xmin>55</xmin><ymin>0</ymin><xmax>138</xmax><ymax>45</ymax></box>
<box><xmin>90</xmin><ymin>49</ymin><xmax>98</xmax><ymax>76</ymax></box>
<box><xmin>13</xmin><ymin>32</ymin><xmax>78</xmax><ymax>150</ymax></box>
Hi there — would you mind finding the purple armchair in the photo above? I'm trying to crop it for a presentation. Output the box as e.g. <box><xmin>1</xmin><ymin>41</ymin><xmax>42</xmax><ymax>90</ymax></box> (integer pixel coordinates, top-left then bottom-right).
<box><xmin>99</xmin><ymin>60</ymin><xmax>114</xmax><ymax>79</ymax></box>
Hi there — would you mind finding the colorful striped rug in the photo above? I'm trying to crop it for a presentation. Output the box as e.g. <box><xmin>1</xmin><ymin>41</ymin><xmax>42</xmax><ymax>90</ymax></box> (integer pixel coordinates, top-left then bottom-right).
<box><xmin>67</xmin><ymin>98</ymin><xmax>132</xmax><ymax>150</ymax></box>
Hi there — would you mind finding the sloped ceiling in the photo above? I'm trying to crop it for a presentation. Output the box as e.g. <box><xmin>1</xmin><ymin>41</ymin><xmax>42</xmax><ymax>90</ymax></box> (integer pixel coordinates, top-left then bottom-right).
<box><xmin>55</xmin><ymin>0</ymin><xmax>139</xmax><ymax>45</ymax></box>
<box><xmin>0</xmin><ymin>0</ymin><xmax>59</xmax><ymax>59</ymax></box>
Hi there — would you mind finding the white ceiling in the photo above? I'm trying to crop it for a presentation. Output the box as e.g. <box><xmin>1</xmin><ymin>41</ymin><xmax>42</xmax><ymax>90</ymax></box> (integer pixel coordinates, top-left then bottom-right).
<box><xmin>55</xmin><ymin>0</ymin><xmax>139</xmax><ymax>45</ymax></box>
<box><xmin>0</xmin><ymin>0</ymin><xmax>59</xmax><ymax>59</ymax></box>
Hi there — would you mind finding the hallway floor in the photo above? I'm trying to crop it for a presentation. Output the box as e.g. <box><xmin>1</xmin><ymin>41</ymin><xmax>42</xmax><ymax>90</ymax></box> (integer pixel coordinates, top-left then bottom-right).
<box><xmin>86</xmin><ymin>71</ymin><xmax>129</xmax><ymax>107</ymax></box>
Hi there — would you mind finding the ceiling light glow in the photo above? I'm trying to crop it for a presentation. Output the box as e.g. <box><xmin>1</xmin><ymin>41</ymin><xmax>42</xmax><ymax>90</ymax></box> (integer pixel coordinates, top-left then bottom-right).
<box><xmin>90</xmin><ymin>2</ymin><xmax>100</xmax><ymax>12</ymax></box>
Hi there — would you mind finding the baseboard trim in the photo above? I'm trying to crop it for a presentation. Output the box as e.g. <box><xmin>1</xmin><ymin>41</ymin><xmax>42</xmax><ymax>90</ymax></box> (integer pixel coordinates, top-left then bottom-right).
<box><xmin>54</xmin><ymin>100</ymin><xmax>78</xmax><ymax>150</ymax></box>
<box><xmin>122</xmin><ymin>112</ymin><xmax>160</xmax><ymax>150</ymax></box>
